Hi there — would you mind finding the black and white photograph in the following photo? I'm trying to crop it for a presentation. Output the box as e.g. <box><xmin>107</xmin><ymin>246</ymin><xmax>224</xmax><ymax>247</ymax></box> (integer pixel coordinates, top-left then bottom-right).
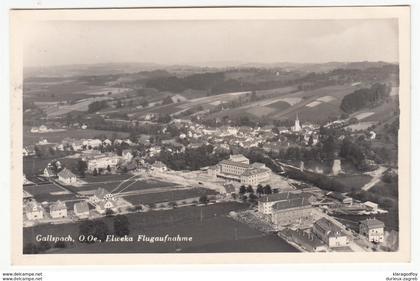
<box><xmin>9</xmin><ymin>6</ymin><xmax>411</xmax><ymax>264</ymax></box>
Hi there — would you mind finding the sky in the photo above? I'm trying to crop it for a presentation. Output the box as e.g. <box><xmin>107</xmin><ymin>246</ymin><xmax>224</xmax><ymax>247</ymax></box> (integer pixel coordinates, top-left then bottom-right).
<box><xmin>23</xmin><ymin>19</ymin><xmax>399</xmax><ymax>67</ymax></box>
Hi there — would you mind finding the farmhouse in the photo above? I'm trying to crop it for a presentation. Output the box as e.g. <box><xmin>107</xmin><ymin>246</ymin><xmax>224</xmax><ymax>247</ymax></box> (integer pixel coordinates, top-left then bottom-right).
<box><xmin>96</xmin><ymin>200</ymin><xmax>116</xmax><ymax>214</ymax></box>
<box><xmin>49</xmin><ymin>200</ymin><xmax>67</xmax><ymax>218</ymax></box>
<box><xmin>74</xmin><ymin>201</ymin><xmax>90</xmax><ymax>219</ymax></box>
<box><xmin>312</xmin><ymin>217</ymin><xmax>349</xmax><ymax>248</ymax></box>
<box><xmin>24</xmin><ymin>201</ymin><xmax>44</xmax><ymax>220</ymax></box>
<box><xmin>57</xmin><ymin>168</ymin><xmax>77</xmax><ymax>185</ymax></box>
<box><xmin>359</xmin><ymin>218</ymin><xmax>385</xmax><ymax>243</ymax></box>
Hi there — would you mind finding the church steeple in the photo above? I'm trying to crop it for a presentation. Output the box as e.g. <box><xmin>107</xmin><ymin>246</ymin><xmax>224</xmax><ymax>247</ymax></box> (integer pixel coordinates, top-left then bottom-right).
<box><xmin>293</xmin><ymin>113</ymin><xmax>301</xmax><ymax>132</ymax></box>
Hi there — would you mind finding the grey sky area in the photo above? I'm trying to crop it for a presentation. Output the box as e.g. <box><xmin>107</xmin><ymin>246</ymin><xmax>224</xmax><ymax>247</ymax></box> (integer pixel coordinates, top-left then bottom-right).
<box><xmin>24</xmin><ymin>19</ymin><xmax>398</xmax><ymax>67</ymax></box>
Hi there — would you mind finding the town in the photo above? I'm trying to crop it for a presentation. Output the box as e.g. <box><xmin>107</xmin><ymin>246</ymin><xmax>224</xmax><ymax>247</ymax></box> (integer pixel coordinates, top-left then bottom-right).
<box><xmin>22</xmin><ymin>61</ymin><xmax>399</xmax><ymax>254</ymax></box>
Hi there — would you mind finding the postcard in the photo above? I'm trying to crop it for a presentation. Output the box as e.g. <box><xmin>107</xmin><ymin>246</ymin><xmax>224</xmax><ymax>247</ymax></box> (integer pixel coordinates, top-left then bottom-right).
<box><xmin>10</xmin><ymin>6</ymin><xmax>411</xmax><ymax>264</ymax></box>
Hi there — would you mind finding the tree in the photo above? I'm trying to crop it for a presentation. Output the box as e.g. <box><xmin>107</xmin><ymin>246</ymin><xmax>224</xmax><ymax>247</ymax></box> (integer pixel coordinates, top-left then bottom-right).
<box><xmin>263</xmin><ymin>184</ymin><xmax>272</xmax><ymax>194</ymax></box>
<box><xmin>162</xmin><ymin>96</ymin><xmax>173</xmax><ymax>105</ymax></box>
<box><xmin>34</xmin><ymin>145</ymin><xmax>42</xmax><ymax>158</ymax></box>
<box><xmin>92</xmin><ymin>168</ymin><xmax>98</xmax><ymax>176</ymax></box>
<box><xmin>107</xmin><ymin>165</ymin><xmax>111</xmax><ymax>172</ymax></box>
<box><xmin>113</xmin><ymin>215</ymin><xmax>130</xmax><ymax>237</ymax></box>
<box><xmin>199</xmin><ymin>195</ymin><xmax>209</xmax><ymax>205</ymax></box>
<box><xmin>168</xmin><ymin>201</ymin><xmax>178</xmax><ymax>208</ymax></box>
<box><xmin>77</xmin><ymin>160</ymin><xmax>88</xmax><ymax>177</ymax></box>
<box><xmin>239</xmin><ymin>185</ymin><xmax>247</xmax><ymax>195</ymax></box>
<box><xmin>248</xmin><ymin>193</ymin><xmax>258</xmax><ymax>202</ymax></box>
<box><xmin>308</xmin><ymin>135</ymin><xmax>314</xmax><ymax>146</ymax></box>
<box><xmin>246</xmin><ymin>185</ymin><xmax>254</xmax><ymax>193</ymax></box>
<box><xmin>256</xmin><ymin>185</ymin><xmax>264</xmax><ymax>196</ymax></box>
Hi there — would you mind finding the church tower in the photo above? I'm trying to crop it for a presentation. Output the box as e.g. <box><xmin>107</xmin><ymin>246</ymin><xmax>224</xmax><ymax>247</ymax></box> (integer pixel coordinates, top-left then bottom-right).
<box><xmin>293</xmin><ymin>113</ymin><xmax>301</xmax><ymax>132</ymax></box>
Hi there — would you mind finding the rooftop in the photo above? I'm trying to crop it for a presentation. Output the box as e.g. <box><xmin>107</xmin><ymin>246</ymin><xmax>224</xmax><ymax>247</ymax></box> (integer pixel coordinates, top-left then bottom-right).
<box><xmin>258</xmin><ymin>191</ymin><xmax>307</xmax><ymax>203</ymax></box>
<box><xmin>74</xmin><ymin>201</ymin><xmax>89</xmax><ymax>213</ymax></box>
<box><xmin>272</xmin><ymin>197</ymin><xmax>311</xmax><ymax>211</ymax></box>
<box><xmin>313</xmin><ymin>217</ymin><xmax>345</xmax><ymax>238</ymax></box>
<box><xmin>360</xmin><ymin>218</ymin><xmax>385</xmax><ymax>229</ymax></box>
<box><xmin>57</xmin><ymin>168</ymin><xmax>77</xmax><ymax>179</ymax></box>
<box><xmin>220</xmin><ymin>160</ymin><xmax>250</xmax><ymax>168</ymax></box>
<box><xmin>50</xmin><ymin>200</ymin><xmax>67</xmax><ymax>212</ymax></box>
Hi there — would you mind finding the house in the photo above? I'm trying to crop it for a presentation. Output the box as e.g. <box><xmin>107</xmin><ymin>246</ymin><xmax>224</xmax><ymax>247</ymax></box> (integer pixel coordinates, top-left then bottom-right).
<box><xmin>103</xmin><ymin>139</ymin><xmax>112</xmax><ymax>146</ymax></box>
<box><xmin>43</xmin><ymin>166</ymin><xmax>56</xmax><ymax>178</ymax></box>
<box><xmin>74</xmin><ymin>201</ymin><xmax>90</xmax><ymax>219</ymax></box>
<box><xmin>81</xmin><ymin>124</ymin><xmax>88</xmax><ymax>130</ymax></box>
<box><xmin>24</xmin><ymin>201</ymin><xmax>43</xmax><ymax>220</ymax></box>
<box><xmin>369</xmin><ymin>131</ymin><xmax>376</xmax><ymax>140</ymax></box>
<box><xmin>49</xmin><ymin>201</ymin><xmax>67</xmax><ymax>218</ymax></box>
<box><xmin>83</xmin><ymin>139</ymin><xmax>102</xmax><ymax>149</ymax></box>
<box><xmin>359</xmin><ymin>218</ymin><xmax>385</xmax><ymax>243</ymax></box>
<box><xmin>57</xmin><ymin>168</ymin><xmax>77</xmax><ymax>185</ymax></box>
<box><xmin>39</xmin><ymin>125</ymin><xmax>48</xmax><ymax>132</ymax></box>
<box><xmin>91</xmin><ymin>187</ymin><xmax>110</xmax><ymax>203</ymax></box>
<box><xmin>23</xmin><ymin>146</ymin><xmax>35</xmax><ymax>157</ymax></box>
<box><xmin>363</xmin><ymin>201</ymin><xmax>379</xmax><ymax>212</ymax></box>
<box><xmin>326</xmin><ymin>192</ymin><xmax>352</xmax><ymax>205</ymax></box>
<box><xmin>207</xmin><ymin>165</ymin><xmax>220</xmax><ymax>177</ymax></box>
<box><xmin>312</xmin><ymin>218</ymin><xmax>349</xmax><ymax>248</ymax></box>
<box><xmin>122</xmin><ymin>149</ymin><xmax>133</xmax><ymax>161</ymax></box>
<box><xmin>96</xmin><ymin>200</ymin><xmax>116</xmax><ymax>214</ymax></box>
<box><xmin>71</xmin><ymin>140</ymin><xmax>84</xmax><ymax>151</ymax></box>
<box><xmin>151</xmin><ymin>161</ymin><xmax>167</xmax><ymax>173</ymax></box>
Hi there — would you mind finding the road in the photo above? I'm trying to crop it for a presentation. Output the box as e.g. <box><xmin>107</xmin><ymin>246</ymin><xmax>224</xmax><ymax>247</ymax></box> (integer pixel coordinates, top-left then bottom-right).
<box><xmin>361</xmin><ymin>166</ymin><xmax>387</xmax><ymax>191</ymax></box>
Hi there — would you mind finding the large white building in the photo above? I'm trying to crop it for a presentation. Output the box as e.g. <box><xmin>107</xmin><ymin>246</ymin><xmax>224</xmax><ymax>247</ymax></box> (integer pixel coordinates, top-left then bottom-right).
<box><xmin>210</xmin><ymin>154</ymin><xmax>271</xmax><ymax>186</ymax></box>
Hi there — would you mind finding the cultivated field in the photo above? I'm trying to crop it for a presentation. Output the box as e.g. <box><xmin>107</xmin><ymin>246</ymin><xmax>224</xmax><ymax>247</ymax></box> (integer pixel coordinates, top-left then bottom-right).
<box><xmin>122</xmin><ymin>187</ymin><xmax>218</xmax><ymax>205</ymax></box>
<box><xmin>23</xmin><ymin>126</ymin><xmax>130</xmax><ymax>145</ymax></box>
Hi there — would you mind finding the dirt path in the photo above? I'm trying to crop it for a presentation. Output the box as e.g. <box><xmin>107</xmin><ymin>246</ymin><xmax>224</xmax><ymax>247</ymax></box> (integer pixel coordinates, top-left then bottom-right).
<box><xmin>361</xmin><ymin>166</ymin><xmax>387</xmax><ymax>191</ymax></box>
